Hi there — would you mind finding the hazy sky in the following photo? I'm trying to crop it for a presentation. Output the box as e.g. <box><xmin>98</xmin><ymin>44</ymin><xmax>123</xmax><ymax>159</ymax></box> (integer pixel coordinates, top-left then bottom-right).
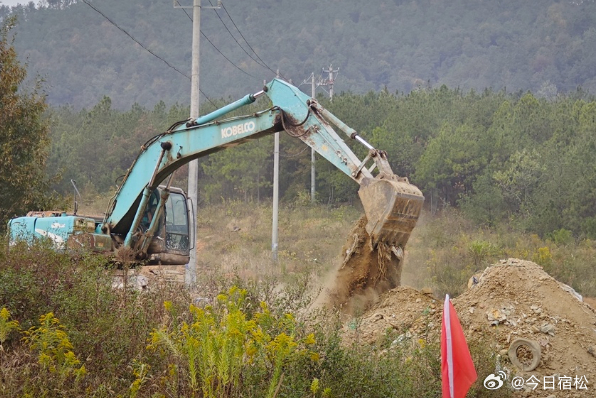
<box><xmin>1</xmin><ymin>0</ymin><xmax>23</xmax><ymax>6</ymax></box>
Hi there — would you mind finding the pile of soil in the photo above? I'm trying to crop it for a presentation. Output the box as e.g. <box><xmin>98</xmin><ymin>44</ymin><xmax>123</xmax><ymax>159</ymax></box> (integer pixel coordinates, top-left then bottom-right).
<box><xmin>342</xmin><ymin>259</ymin><xmax>596</xmax><ymax>397</ymax></box>
<box><xmin>341</xmin><ymin>285</ymin><xmax>440</xmax><ymax>346</ymax></box>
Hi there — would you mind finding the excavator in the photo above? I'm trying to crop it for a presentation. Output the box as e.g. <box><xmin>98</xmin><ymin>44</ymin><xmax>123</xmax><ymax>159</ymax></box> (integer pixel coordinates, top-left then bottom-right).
<box><xmin>8</xmin><ymin>79</ymin><xmax>423</xmax><ymax>292</ymax></box>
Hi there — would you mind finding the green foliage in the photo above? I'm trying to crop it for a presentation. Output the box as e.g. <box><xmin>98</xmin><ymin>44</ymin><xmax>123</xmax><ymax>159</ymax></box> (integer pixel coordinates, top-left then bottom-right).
<box><xmin>201</xmin><ymin>137</ymin><xmax>273</xmax><ymax>203</ymax></box>
<box><xmin>3</xmin><ymin>0</ymin><xmax>596</xmax><ymax>246</ymax></box>
<box><xmin>0</xmin><ymin>17</ymin><xmax>56</xmax><ymax>229</ymax></box>
<box><xmin>493</xmin><ymin>149</ymin><xmax>544</xmax><ymax>215</ymax></box>
<box><xmin>47</xmin><ymin>98</ymin><xmax>190</xmax><ymax>196</ymax></box>
<box><xmin>459</xmin><ymin>172</ymin><xmax>506</xmax><ymax>227</ymax></box>
<box><xmin>532</xmin><ymin>246</ymin><xmax>553</xmax><ymax>268</ymax></box>
<box><xmin>0</xmin><ymin>307</ymin><xmax>19</xmax><ymax>345</ymax></box>
<box><xmin>33</xmin><ymin>76</ymin><xmax>596</xmax><ymax>242</ymax></box>
<box><xmin>467</xmin><ymin>239</ymin><xmax>499</xmax><ymax>268</ymax></box>
<box><xmin>406</xmin><ymin>208</ymin><xmax>596</xmax><ymax>298</ymax></box>
<box><xmin>0</xmin><ymin>240</ymin><xmax>193</xmax><ymax>395</ymax></box>
<box><xmin>547</xmin><ymin>228</ymin><xmax>574</xmax><ymax>246</ymax></box>
<box><xmin>3</xmin><ymin>202</ymin><xmax>596</xmax><ymax>396</ymax></box>
<box><xmin>301</xmin><ymin>324</ymin><xmax>443</xmax><ymax>398</ymax></box>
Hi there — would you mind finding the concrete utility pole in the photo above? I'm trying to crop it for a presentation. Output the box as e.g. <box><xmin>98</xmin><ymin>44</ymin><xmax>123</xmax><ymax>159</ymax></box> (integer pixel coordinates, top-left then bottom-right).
<box><xmin>300</xmin><ymin>72</ymin><xmax>318</xmax><ymax>203</ymax></box>
<box><xmin>272</xmin><ymin>127</ymin><xmax>279</xmax><ymax>262</ymax></box>
<box><xmin>321</xmin><ymin>64</ymin><xmax>339</xmax><ymax>101</ymax></box>
<box><xmin>310</xmin><ymin>75</ymin><xmax>315</xmax><ymax>203</ymax></box>
<box><xmin>271</xmin><ymin>70</ymin><xmax>281</xmax><ymax>262</ymax></box>
<box><xmin>174</xmin><ymin>0</ymin><xmax>220</xmax><ymax>287</ymax></box>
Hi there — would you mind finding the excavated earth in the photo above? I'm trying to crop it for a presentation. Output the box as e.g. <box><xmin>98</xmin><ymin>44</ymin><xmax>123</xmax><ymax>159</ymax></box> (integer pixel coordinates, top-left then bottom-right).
<box><xmin>341</xmin><ymin>259</ymin><xmax>596</xmax><ymax>397</ymax></box>
<box><xmin>316</xmin><ymin>215</ymin><xmax>403</xmax><ymax>314</ymax></box>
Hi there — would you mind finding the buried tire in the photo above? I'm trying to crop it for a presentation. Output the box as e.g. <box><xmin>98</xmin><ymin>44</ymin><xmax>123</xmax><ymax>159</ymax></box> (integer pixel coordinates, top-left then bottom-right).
<box><xmin>508</xmin><ymin>338</ymin><xmax>541</xmax><ymax>371</ymax></box>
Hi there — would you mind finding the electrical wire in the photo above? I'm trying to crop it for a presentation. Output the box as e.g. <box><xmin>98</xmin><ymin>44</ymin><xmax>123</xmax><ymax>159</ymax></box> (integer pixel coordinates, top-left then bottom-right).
<box><xmin>82</xmin><ymin>0</ymin><xmax>188</xmax><ymax>78</ymax></box>
<box><xmin>175</xmin><ymin>0</ymin><xmax>193</xmax><ymax>21</ymax></box>
<box><xmin>207</xmin><ymin>0</ymin><xmax>267</xmax><ymax>69</ymax></box>
<box><xmin>82</xmin><ymin>0</ymin><xmax>216</xmax><ymax>106</ymax></box>
<box><xmin>214</xmin><ymin>1</ymin><xmax>288</xmax><ymax>81</ymax></box>
<box><xmin>177</xmin><ymin>0</ymin><xmax>288</xmax><ymax>82</ymax></box>
<box><xmin>219</xmin><ymin>2</ymin><xmax>276</xmax><ymax>74</ymax></box>
<box><xmin>175</xmin><ymin>0</ymin><xmax>258</xmax><ymax>79</ymax></box>
<box><xmin>200</xmin><ymin>31</ymin><xmax>258</xmax><ymax>79</ymax></box>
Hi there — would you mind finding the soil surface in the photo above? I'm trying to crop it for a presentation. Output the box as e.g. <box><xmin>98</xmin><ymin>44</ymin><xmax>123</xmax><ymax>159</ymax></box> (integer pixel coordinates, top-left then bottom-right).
<box><xmin>341</xmin><ymin>259</ymin><xmax>596</xmax><ymax>397</ymax></box>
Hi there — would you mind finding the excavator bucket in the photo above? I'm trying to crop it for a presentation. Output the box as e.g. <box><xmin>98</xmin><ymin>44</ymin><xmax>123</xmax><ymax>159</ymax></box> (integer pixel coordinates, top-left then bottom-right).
<box><xmin>358</xmin><ymin>177</ymin><xmax>424</xmax><ymax>248</ymax></box>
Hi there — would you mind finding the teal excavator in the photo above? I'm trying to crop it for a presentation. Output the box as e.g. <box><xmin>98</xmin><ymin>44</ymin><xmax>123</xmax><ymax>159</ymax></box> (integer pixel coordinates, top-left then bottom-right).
<box><xmin>8</xmin><ymin>79</ymin><xmax>424</xmax><ymax>269</ymax></box>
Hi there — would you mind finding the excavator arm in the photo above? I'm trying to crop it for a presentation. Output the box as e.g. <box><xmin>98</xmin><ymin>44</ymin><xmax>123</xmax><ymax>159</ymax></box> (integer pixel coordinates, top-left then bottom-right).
<box><xmin>103</xmin><ymin>79</ymin><xmax>423</xmax><ymax>256</ymax></box>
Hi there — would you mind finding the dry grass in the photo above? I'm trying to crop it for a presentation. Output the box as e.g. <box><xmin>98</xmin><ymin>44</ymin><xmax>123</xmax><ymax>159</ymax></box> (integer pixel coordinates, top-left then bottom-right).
<box><xmin>193</xmin><ymin>201</ymin><xmax>360</xmax><ymax>286</ymax></box>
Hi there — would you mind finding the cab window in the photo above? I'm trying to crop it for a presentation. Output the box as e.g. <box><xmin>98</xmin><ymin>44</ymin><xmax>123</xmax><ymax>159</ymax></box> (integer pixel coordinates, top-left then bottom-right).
<box><xmin>165</xmin><ymin>192</ymin><xmax>189</xmax><ymax>251</ymax></box>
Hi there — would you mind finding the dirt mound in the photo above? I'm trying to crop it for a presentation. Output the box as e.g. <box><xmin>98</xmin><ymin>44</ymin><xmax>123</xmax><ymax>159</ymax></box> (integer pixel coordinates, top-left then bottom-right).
<box><xmin>341</xmin><ymin>286</ymin><xmax>440</xmax><ymax>346</ymax></box>
<box><xmin>343</xmin><ymin>258</ymin><xmax>596</xmax><ymax>396</ymax></box>
<box><xmin>317</xmin><ymin>216</ymin><xmax>403</xmax><ymax>314</ymax></box>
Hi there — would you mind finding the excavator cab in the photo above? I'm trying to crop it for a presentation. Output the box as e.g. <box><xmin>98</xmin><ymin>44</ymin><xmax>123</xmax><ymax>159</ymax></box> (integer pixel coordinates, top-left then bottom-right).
<box><xmin>142</xmin><ymin>186</ymin><xmax>191</xmax><ymax>265</ymax></box>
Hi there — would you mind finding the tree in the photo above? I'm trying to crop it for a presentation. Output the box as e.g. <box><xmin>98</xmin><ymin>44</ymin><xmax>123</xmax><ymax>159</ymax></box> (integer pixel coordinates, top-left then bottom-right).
<box><xmin>0</xmin><ymin>17</ymin><xmax>54</xmax><ymax>229</ymax></box>
<box><xmin>414</xmin><ymin>122</ymin><xmax>485</xmax><ymax>206</ymax></box>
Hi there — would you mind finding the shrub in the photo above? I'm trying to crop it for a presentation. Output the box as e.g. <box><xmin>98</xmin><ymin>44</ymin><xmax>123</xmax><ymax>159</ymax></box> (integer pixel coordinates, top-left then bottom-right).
<box><xmin>0</xmin><ymin>307</ymin><xmax>19</xmax><ymax>345</ymax></box>
<box><xmin>147</xmin><ymin>287</ymin><xmax>318</xmax><ymax>398</ymax></box>
<box><xmin>24</xmin><ymin>312</ymin><xmax>87</xmax><ymax>381</ymax></box>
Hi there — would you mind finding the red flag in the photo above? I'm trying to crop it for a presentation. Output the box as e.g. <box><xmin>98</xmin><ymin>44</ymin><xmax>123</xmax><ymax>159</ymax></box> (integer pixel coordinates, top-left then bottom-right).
<box><xmin>441</xmin><ymin>294</ymin><xmax>477</xmax><ymax>398</ymax></box>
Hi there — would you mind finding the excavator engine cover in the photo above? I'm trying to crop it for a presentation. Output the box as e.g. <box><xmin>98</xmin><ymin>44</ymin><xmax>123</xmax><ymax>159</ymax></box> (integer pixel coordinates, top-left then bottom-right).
<box><xmin>358</xmin><ymin>177</ymin><xmax>424</xmax><ymax>248</ymax></box>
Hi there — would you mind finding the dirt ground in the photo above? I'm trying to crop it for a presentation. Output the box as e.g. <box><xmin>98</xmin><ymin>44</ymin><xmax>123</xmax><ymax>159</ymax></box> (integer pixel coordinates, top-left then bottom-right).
<box><xmin>341</xmin><ymin>259</ymin><xmax>596</xmax><ymax>397</ymax></box>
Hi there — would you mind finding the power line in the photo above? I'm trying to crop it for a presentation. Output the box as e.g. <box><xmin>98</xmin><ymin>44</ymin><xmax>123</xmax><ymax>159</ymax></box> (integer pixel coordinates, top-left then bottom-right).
<box><xmin>82</xmin><ymin>0</ymin><xmax>187</xmax><ymax>79</ymax></box>
<box><xmin>178</xmin><ymin>1</ymin><xmax>286</xmax><ymax>82</ymax></box>
<box><xmin>176</xmin><ymin>1</ymin><xmax>193</xmax><ymax>21</ymax></box>
<box><xmin>207</xmin><ymin>0</ymin><xmax>267</xmax><ymax>69</ymax></box>
<box><xmin>82</xmin><ymin>0</ymin><xmax>216</xmax><ymax>106</ymax></box>
<box><xmin>217</xmin><ymin>1</ymin><xmax>287</xmax><ymax>80</ymax></box>
<box><xmin>219</xmin><ymin>2</ymin><xmax>274</xmax><ymax>73</ymax></box>
<box><xmin>201</xmin><ymin>31</ymin><xmax>258</xmax><ymax>79</ymax></box>
<box><xmin>175</xmin><ymin>0</ymin><xmax>258</xmax><ymax>79</ymax></box>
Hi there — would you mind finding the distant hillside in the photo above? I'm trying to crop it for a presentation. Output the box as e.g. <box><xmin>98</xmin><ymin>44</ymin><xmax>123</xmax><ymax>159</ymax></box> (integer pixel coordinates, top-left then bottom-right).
<box><xmin>2</xmin><ymin>0</ymin><xmax>596</xmax><ymax>108</ymax></box>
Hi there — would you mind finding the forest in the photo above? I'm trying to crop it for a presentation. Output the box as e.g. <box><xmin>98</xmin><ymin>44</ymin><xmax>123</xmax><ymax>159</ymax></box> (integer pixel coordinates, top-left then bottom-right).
<box><xmin>0</xmin><ymin>0</ymin><xmax>595</xmax><ymax>108</ymax></box>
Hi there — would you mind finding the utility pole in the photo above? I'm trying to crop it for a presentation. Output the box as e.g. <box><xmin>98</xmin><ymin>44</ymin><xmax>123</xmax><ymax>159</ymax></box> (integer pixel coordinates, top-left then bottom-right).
<box><xmin>174</xmin><ymin>0</ymin><xmax>220</xmax><ymax>287</ymax></box>
<box><xmin>300</xmin><ymin>72</ymin><xmax>318</xmax><ymax>203</ymax></box>
<box><xmin>271</xmin><ymin>70</ymin><xmax>281</xmax><ymax>262</ymax></box>
<box><xmin>321</xmin><ymin>64</ymin><xmax>339</xmax><ymax>101</ymax></box>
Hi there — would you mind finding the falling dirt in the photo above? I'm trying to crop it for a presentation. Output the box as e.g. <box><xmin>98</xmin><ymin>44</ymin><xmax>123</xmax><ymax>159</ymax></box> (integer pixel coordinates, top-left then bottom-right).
<box><xmin>316</xmin><ymin>215</ymin><xmax>403</xmax><ymax>314</ymax></box>
<box><xmin>341</xmin><ymin>259</ymin><xmax>596</xmax><ymax>397</ymax></box>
